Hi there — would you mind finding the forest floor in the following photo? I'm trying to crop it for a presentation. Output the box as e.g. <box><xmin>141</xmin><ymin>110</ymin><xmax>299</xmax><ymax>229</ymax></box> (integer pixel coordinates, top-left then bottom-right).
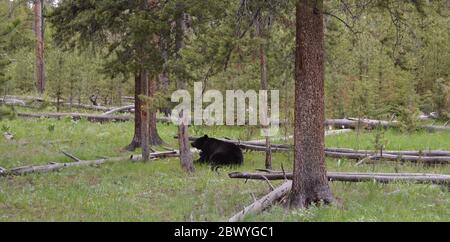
<box><xmin>0</xmin><ymin>115</ymin><xmax>449</xmax><ymax>221</ymax></box>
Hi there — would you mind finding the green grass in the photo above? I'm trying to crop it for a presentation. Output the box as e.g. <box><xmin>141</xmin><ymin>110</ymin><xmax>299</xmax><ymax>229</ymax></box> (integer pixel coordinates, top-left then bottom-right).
<box><xmin>0</xmin><ymin>118</ymin><xmax>449</xmax><ymax>221</ymax></box>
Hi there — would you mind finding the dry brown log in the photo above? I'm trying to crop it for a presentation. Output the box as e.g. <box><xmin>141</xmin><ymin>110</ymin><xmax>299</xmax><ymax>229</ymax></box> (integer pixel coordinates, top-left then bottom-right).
<box><xmin>422</xmin><ymin>125</ymin><xmax>450</xmax><ymax>132</ymax></box>
<box><xmin>1</xmin><ymin>95</ymin><xmax>131</xmax><ymax>112</ymax></box>
<box><xmin>129</xmin><ymin>150</ymin><xmax>179</xmax><ymax>161</ymax></box>
<box><xmin>0</xmin><ymin>151</ymin><xmax>178</xmax><ymax>177</ymax></box>
<box><xmin>228</xmin><ymin>172</ymin><xmax>450</xmax><ymax>185</ymax></box>
<box><xmin>18</xmin><ymin>112</ymin><xmax>170</xmax><ymax>123</ymax></box>
<box><xmin>102</xmin><ymin>105</ymin><xmax>135</xmax><ymax>116</ymax></box>
<box><xmin>325</xmin><ymin>118</ymin><xmax>398</xmax><ymax>129</ymax></box>
<box><xmin>0</xmin><ymin>98</ymin><xmax>26</xmax><ymax>106</ymax></box>
<box><xmin>324</xmin><ymin>148</ymin><xmax>450</xmax><ymax>157</ymax></box>
<box><xmin>62</xmin><ymin>103</ymin><xmax>111</xmax><ymax>112</ymax></box>
<box><xmin>228</xmin><ymin>181</ymin><xmax>292</xmax><ymax>222</ymax></box>
<box><xmin>17</xmin><ymin>112</ymin><xmax>132</xmax><ymax>123</ymax></box>
<box><xmin>325</xmin><ymin>129</ymin><xmax>353</xmax><ymax>136</ymax></box>
<box><xmin>122</xmin><ymin>96</ymin><xmax>135</xmax><ymax>101</ymax></box>
<box><xmin>324</xmin><ymin>151</ymin><xmax>450</xmax><ymax>164</ymax></box>
<box><xmin>2</xmin><ymin>95</ymin><xmax>45</xmax><ymax>103</ymax></box>
<box><xmin>325</xmin><ymin>118</ymin><xmax>449</xmax><ymax>132</ymax></box>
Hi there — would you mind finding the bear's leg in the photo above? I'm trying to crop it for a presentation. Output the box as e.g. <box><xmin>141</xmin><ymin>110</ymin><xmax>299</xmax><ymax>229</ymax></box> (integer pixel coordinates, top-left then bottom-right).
<box><xmin>196</xmin><ymin>151</ymin><xmax>207</xmax><ymax>163</ymax></box>
<box><xmin>210</xmin><ymin>152</ymin><xmax>241</xmax><ymax>166</ymax></box>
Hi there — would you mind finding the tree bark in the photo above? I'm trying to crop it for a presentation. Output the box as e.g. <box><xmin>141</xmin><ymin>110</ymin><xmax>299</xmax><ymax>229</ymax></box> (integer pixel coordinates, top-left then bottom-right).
<box><xmin>148</xmin><ymin>75</ymin><xmax>163</xmax><ymax>146</ymax></box>
<box><xmin>158</xmin><ymin>32</ymin><xmax>171</xmax><ymax>117</ymax></box>
<box><xmin>290</xmin><ymin>0</ymin><xmax>334</xmax><ymax>208</ymax></box>
<box><xmin>175</xmin><ymin>2</ymin><xmax>195</xmax><ymax>173</ymax></box>
<box><xmin>34</xmin><ymin>0</ymin><xmax>45</xmax><ymax>95</ymax></box>
<box><xmin>140</xmin><ymin>69</ymin><xmax>150</xmax><ymax>161</ymax></box>
<box><xmin>126</xmin><ymin>73</ymin><xmax>143</xmax><ymax>151</ymax></box>
<box><xmin>256</xmin><ymin>15</ymin><xmax>272</xmax><ymax>170</ymax></box>
<box><xmin>8</xmin><ymin>0</ymin><xmax>14</xmax><ymax>18</ymax></box>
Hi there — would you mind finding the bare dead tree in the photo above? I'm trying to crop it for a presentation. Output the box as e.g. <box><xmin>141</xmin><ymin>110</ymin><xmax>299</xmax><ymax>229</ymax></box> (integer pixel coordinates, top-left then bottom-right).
<box><xmin>34</xmin><ymin>0</ymin><xmax>45</xmax><ymax>95</ymax></box>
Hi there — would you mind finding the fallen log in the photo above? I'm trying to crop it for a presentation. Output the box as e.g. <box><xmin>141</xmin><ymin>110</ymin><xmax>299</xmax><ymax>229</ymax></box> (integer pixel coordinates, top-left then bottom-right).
<box><xmin>324</xmin><ymin>151</ymin><xmax>450</xmax><ymax>164</ymax></box>
<box><xmin>243</xmin><ymin>129</ymin><xmax>352</xmax><ymax>144</ymax></box>
<box><xmin>129</xmin><ymin>150</ymin><xmax>180</xmax><ymax>161</ymax></box>
<box><xmin>0</xmin><ymin>150</ymin><xmax>178</xmax><ymax>177</ymax></box>
<box><xmin>122</xmin><ymin>96</ymin><xmax>135</xmax><ymax>101</ymax></box>
<box><xmin>228</xmin><ymin>181</ymin><xmax>292</xmax><ymax>222</ymax></box>
<box><xmin>422</xmin><ymin>125</ymin><xmax>450</xmax><ymax>132</ymax></box>
<box><xmin>17</xmin><ymin>112</ymin><xmax>175</xmax><ymax>123</ymax></box>
<box><xmin>0</xmin><ymin>98</ymin><xmax>26</xmax><ymax>106</ymax></box>
<box><xmin>102</xmin><ymin>105</ymin><xmax>135</xmax><ymax>116</ymax></box>
<box><xmin>62</xmin><ymin>103</ymin><xmax>111</xmax><ymax>112</ymax></box>
<box><xmin>229</xmin><ymin>172</ymin><xmax>450</xmax><ymax>185</ymax></box>
<box><xmin>2</xmin><ymin>95</ymin><xmax>45</xmax><ymax>103</ymax></box>
<box><xmin>17</xmin><ymin>112</ymin><xmax>132</xmax><ymax>123</ymax></box>
<box><xmin>324</xmin><ymin>148</ymin><xmax>450</xmax><ymax>157</ymax></box>
<box><xmin>325</xmin><ymin>129</ymin><xmax>353</xmax><ymax>136</ymax></box>
<box><xmin>325</xmin><ymin>118</ymin><xmax>398</xmax><ymax>129</ymax></box>
<box><xmin>325</xmin><ymin>118</ymin><xmax>449</xmax><ymax>132</ymax></box>
<box><xmin>1</xmin><ymin>95</ymin><xmax>130</xmax><ymax>112</ymax></box>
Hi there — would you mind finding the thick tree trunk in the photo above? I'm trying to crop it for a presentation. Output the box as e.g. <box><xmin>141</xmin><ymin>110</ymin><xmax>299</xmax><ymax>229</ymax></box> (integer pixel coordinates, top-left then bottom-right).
<box><xmin>34</xmin><ymin>0</ymin><xmax>45</xmax><ymax>95</ymax></box>
<box><xmin>175</xmin><ymin>2</ymin><xmax>195</xmax><ymax>173</ymax></box>
<box><xmin>149</xmin><ymin>76</ymin><xmax>163</xmax><ymax>146</ymax></box>
<box><xmin>289</xmin><ymin>0</ymin><xmax>334</xmax><ymax>208</ymax></box>
<box><xmin>125</xmin><ymin>73</ymin><xmax>142</xmax><ymax>151</ymax></box>
<box><xmin>140</xmin><ymin>70</ymin><xmax>150</xmax><ymax>161</ymax></box>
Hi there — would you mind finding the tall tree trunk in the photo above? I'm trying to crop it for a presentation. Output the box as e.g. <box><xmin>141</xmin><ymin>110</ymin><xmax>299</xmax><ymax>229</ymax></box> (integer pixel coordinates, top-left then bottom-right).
<box><xmin>158</xmin><ymin>32</ymin><xmax>171</xmax><ymax>117</ymax></box>
<box><xmin>149</xmin><ymin>76</ymin><xmax>163</xmax><ymax>146</ymax></box>
<box><xmin>140</xmin><ymin>69</ymin><xmax>150</xmax><ymax>161</ymax></box>
<box><xmin>8</xmin><ymin>0</ymin><xmax>14</xmax><ymax>18</ymax></box>
<box><xmin>289</xmin><ymin>0</ymin><xmax>334</xmax><ymax>208</ymax></box>
<box><xmin>34</xmin><ymin>0</ymin><xmax>45</xmax><ymax>95</ymax></box>
<box><xmin>175</xmin><ymin>2</ymin><xmax>195</xmax><ymax>173</ymax></box>
<box><xmin>56</xmin><ymin>92</ymin><xmax>61</xmax><ymax>112</ymax></box>
<box><xmin>125</xmin><ymin>73</ymin><xmax>142</xmax><ymax>151</ymax></box>
<box><xmin>256</xmin><ymin>16</ymin><xmax>272</xmax><ymax>170</ymax></box>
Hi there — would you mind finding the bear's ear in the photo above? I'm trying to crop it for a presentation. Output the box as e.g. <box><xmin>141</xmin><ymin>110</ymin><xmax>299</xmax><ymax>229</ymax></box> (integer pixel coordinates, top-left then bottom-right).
<box><xmin>203</xmin><ymin>134</ymin><xmax>208</xmax><ymax>138</ymax></box>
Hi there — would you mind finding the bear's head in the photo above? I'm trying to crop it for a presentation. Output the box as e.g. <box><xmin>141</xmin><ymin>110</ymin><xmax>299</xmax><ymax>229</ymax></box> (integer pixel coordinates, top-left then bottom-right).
<box><xmin>191</xmin><ymin>135</ymin><xmax>208</xmax><ymax>149</ymax></box>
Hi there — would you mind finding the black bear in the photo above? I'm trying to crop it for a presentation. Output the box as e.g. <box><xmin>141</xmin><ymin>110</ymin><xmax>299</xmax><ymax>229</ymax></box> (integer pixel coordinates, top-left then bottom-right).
<box><xmin>191</xmin><ymin>135</ymin><xmax>243</xmax><ymax>167</ymax></box>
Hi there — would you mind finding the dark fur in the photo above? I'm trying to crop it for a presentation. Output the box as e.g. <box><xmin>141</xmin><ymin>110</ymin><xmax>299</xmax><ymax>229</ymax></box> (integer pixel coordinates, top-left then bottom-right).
<box><xmin>191</xmin><ymin>135</ymin><xmax>243</xmax><ymax>166</ymax></box>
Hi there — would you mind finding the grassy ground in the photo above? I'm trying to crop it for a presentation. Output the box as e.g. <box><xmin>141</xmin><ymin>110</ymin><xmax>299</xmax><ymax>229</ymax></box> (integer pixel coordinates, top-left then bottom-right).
<box><xmin>0</xmin><ymin>118</ymin><xmax>449</xmax><ymax>221</ymax></box>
